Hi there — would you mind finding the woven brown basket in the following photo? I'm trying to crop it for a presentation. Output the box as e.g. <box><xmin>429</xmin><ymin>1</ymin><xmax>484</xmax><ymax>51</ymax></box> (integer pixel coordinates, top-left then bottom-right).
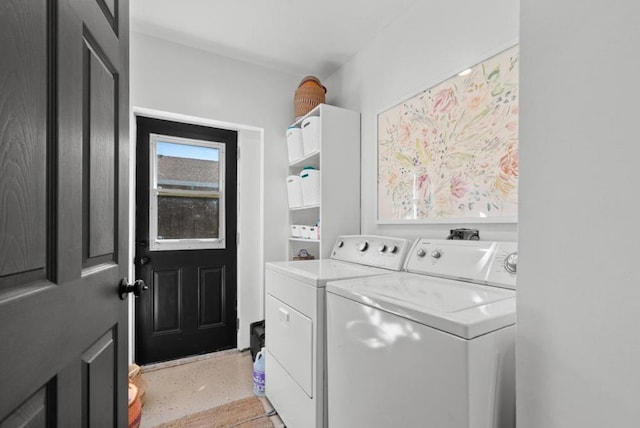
<box><xmin>292</xmin><ymin>248</ymin><xmax>315</xmax><ymax>261</ymax></box>
<box><xmin>294</xmin><ymin>76</ymin><xmax>326</xmax><ymax>119</ymax></box>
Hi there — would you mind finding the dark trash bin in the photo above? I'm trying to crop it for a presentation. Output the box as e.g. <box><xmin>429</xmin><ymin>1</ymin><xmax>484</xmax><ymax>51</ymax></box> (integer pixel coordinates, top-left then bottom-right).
<box><xmin>250</xmin><ymin>320</ymin><xmax>265</xmax><ymax>361</ymax></box>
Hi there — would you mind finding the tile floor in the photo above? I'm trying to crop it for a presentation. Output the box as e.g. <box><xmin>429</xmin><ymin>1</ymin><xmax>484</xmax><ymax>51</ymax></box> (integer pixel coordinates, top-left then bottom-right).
<box><xmin>138</xmin><ymin>350</ymin><xmax>283</xmax><ymax>428</ymax></box>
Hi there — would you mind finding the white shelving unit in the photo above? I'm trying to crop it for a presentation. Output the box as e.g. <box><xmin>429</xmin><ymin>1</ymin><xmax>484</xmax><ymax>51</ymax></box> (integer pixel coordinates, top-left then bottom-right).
<box><xmin>287</xmin><ymin>104</ymin><xmax>360</xmax><ymax>260</ymax></box>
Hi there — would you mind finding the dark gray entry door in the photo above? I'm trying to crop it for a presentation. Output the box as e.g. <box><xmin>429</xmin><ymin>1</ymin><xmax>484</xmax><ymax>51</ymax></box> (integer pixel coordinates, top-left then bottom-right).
<box><xmin>0</xmin><ymin>0</ymin><xmax>130</xmax><ymax>425</ymax></box>
<box><xmin>134</xmin><ymin>117</ymin><xmax>238</xmax><ymax>364</ymax></box>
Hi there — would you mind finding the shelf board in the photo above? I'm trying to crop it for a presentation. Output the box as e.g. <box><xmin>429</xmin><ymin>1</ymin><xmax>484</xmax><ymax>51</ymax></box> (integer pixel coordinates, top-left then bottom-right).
<box><xmin>290</xmin><ymin>204</ymin><xmax>319</xmax><ymax>211</ymax></box>
<box><xmin>289</xmin><ymin>238</ymin><xmax>320</xmax><ymax>243</ymax></box>
<box><xmin>289</xmin><ymin>150</ymin><xmax>320</xmax><ymax>168</ymax></box>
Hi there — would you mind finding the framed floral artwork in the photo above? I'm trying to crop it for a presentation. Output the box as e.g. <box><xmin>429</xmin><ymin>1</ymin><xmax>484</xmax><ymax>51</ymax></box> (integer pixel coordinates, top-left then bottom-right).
<box><xmin>377</xmin><ymin>45</ymin><xmax>519</xmax><ymax>223</ymax></box>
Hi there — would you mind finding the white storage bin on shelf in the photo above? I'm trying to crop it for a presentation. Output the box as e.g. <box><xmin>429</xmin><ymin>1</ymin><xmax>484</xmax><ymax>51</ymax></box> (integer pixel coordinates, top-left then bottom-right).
<box><xmin>286</xmin><ymin>175</ymin><xmax>303</xmax><ymax>208</ymax></box>
<box><xmin>299</xmin><ymin>225</ymin><xmax>309</xmax><ymax>239</ymax></box>
<box><xmin>301</xmin><ymin>116</ymin><xmax>320</xmax><ymax>155</ymax></box>
<box><xmin>291</xmin><ymin>225</ymin><xmax>301</xmax><ymax>238</ymax></box>
<box><xmin>286</xmin><ymin>127</ymin><xmax>303</xmax><ymax>163</ymax></box>
<box><xmin>307</xmin><ymin>226</ymin><xmax>317</xmax><ymax>240</ymax></box>
<box><xmin>300</xmin><ymin>168</ymin><xmax>320</xmax><ymax>206</ymax></box>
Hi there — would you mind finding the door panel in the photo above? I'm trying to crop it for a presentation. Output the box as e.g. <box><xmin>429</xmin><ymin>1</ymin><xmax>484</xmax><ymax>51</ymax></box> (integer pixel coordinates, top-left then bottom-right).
<box><xmin>0</xmin><ymin>0</ymin><xmax>48</xmax><ymax>286</ymax></box>
<box><xmin>153</xmin><ymin>268</ymin><xmax>182</xmax><ymax>334</ymax></box>
<box><xmin>96</xmin><ymin>0</ymin><xmax>117</xmax><ymax>30</ymax></box>
<box><xmin>84</xmin><ymin>32</ymin><xmax>118</xmax><ymax>264</ymax></box>
<box><xmin>0</xmin><ymin>0</ymin><xmax>129</xmax><ymax>425</ymax></box>
<box><xmin>199</xmin><ymin>267</ymin><xmax>226</xmax><ymax>327</ymax></box>
<box><xmin>198</xmin><ymin>267</ymin><xmax>226</xmax><ymax>328</ymax></box>
<box><xmin>135</xmin><ymin>117</ymin><xmax>238</xmax><ymax>364</ymax></box>
<box><xmin>1</xmin><ymin>386</ymin><xmax>49</xmax><ymax>427</ymax></box>
<box><xmin>82</xmin><ymin>330</ymin><xmax>117</xmax><ymax>427</ymax></box>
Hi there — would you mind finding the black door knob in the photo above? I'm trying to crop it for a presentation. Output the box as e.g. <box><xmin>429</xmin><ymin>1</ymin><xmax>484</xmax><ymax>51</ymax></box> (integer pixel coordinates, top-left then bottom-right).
<box><xmin>119</xmin><ymin>278</ymin><xmax>148</xmax><ymax>300</ymax></box>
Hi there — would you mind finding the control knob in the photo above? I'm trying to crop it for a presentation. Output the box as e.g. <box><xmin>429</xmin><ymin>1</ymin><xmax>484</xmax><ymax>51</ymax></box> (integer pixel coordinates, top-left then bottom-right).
<box><xmin>389</xmin><ymin>244</ymin><xmax>399</xmax><ymax>254</ymax></box>
<box><xmin>416</xmin><ymin>249</ymin><xmax>426</xmax><ymax>258</ymax></box>
<box><xmin>358</xmin><ymin>241</ymin><xmax>369</xmax><ymax>252</ymax></box>
<box><xmin>504</xmin><ymin>252</ymin><xmax>518</xmax><ymax>274</ymax></box>
<box><xmin>336</xmin><ymin>240</ymin><xmax>344</xmax><ymax>248</ymax></box>
<box><xmin>378</xmin><ymin>244</ymin><xmax>387</xmax><ymax>253</ymax></box>
<box><xmin>431</xmin><ymin>250</ymin><xmax>442</xmax><ymax>259</ymax></box>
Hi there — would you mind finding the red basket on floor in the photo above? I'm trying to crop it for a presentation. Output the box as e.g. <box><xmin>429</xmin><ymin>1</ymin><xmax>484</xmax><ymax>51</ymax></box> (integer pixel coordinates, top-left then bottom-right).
<box><xmin>128</xmin><ymin>383</ymin><xmax>142</xmax><ymax>428</ymax></box>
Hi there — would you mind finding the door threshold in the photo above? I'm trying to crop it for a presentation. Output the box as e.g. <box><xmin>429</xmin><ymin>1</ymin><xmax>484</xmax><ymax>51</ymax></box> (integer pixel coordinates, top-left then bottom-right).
<box><xmin>141</xmin><ymin>348</ymin><xmax>244</xmax><ymax>373</ymax></box>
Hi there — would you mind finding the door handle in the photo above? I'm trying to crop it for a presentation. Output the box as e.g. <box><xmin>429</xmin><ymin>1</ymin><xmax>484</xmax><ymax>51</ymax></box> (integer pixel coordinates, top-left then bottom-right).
<box><xmin>278</xmin><ymin>307</ymin><xmax>290</xmax><ymax>323</ymax></box>
<box><xmin>119</xmin><ymin>278</ymin><xmax>148</xmax><ymax>300</ymax></box>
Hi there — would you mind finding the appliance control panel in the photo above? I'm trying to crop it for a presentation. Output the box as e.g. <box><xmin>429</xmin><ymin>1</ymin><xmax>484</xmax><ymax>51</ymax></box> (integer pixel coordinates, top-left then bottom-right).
<box><xmin>405</xmin><ymin>239</ymin><xmax>517</xmax><ymax>289</ymax></box>
<box><xmin>331</xmin><ymin>235</ymin><xmax>410</xmax><ymax>271</ymax></box>
<box><xmin>486</xmin><ymin>242</ymin><xmax>517</xmax><ymax>289</ymax></box>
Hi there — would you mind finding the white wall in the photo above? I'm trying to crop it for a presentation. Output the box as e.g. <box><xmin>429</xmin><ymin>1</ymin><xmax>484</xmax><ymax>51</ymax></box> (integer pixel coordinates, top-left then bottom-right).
<box><xmin>518</xmin><ymin>1</ymin><xmax>640</xmax><ymax>426</ymax></box>
<box><xmin>324</xmin><ymin>0</ymin><xmax>519</xmax><ymax>242</ymax></box>
<box><xmin>236</xmin><ymin>129</ymin><xmax>264</xmax><ymax>350</ymax></box>
<box><xmin>131</xmin><ymin>32</ymin><xmax>298</xmax><ymax>349</ymax></box>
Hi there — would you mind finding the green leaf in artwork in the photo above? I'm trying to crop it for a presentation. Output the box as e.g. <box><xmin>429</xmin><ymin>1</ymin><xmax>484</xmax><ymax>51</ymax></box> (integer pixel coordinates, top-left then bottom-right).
<box><xmin>491</xmin><ymin>87</ymin><xmax>505</xmax><ymax>97</ymax></box>
<box><xmin>395</xmin><ymin>152</ymin><xmax>414</xmax><ymax>166</ymax></box>
<box><xmin>487</xmin><ymin>203</ymin><xmax>491</xmax><ymax>212</ymax></box>
<box><xmin>450</xmin><ymin>152</ymin><xmax>474</xmax><ymax>161</ymax></box>
<box><xmin>415</xmin><ymin>138</ymin><xmax>431</xmax><ymax>165</ymax></box>
<box><xmin>487</xmin><ymin>67</ymin><xmax>500</xmax><ymax>81</ymax></box>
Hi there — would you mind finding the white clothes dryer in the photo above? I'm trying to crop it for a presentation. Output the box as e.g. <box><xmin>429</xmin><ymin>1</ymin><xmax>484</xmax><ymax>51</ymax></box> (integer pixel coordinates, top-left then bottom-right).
<box><xmin>265</xmin><ymin>235</ymin><xmax>411</xmax><ymax>428</ymax></box>
<box><xmin>326</xmin><ymin>239</ymin><xmax>518</xmax><ymax>428</ymax></box>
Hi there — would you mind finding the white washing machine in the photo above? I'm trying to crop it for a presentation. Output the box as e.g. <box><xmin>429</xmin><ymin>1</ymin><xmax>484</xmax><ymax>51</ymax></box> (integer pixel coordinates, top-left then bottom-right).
<box><xmin>265</xmin><ymin>235</ymin><xmax>411</xmax><ymax>428</ymax></box>
<box><xmin>326</xmin><ymin>238</ymin><xmax>518</xmax><ymax>428</ymax></box>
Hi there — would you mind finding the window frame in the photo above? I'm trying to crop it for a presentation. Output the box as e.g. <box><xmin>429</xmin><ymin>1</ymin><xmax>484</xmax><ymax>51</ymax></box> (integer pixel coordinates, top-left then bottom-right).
<box><xmin>148</xmin><ymin>133</ymin><xmax>226</xmax><ymax>251</ymax></box>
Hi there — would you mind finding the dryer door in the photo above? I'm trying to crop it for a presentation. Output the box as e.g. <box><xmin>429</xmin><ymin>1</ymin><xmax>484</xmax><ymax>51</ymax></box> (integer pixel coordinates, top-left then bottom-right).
<box><xmin>266</xmin><ymin>294</ymin><xmax>313</xmax><ymax>396</ymax></box>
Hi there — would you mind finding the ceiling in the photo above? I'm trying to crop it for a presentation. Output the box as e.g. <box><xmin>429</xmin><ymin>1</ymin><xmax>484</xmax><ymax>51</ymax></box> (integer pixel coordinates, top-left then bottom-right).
<box><xmin>130</xmin><ymin>0</ymin><xmax>418</xmax><ymax>79</ymax></box>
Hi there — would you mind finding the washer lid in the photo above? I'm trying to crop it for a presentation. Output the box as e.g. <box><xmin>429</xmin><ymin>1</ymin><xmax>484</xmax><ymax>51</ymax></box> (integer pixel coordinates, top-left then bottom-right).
<box><xmin>326</xmin><ymin>272</ymin><xmax>515</xmax><ymax>339</ymax></box>
<box><xmin>266</xmin><ymin>259</ymin><xmax>394</xmax><ymax>287</ymax></box>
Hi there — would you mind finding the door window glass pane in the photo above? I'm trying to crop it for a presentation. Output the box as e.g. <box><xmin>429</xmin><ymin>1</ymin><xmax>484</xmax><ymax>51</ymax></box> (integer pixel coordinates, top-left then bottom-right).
<box><xmin>157</xmin><ymin>195</ymin><xmax>219</xmax><ymax>239</ymax></box>
<box><xmin>156</xmin><ymin>142</ymin><xmax>220</xmax><ymax>191</ymax></box>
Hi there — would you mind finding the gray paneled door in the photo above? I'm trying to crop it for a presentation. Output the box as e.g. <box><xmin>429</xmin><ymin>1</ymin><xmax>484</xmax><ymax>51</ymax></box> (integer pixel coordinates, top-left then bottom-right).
<box><xmin>0</xmin><ymin>0</ymin><xmax>130</xmax><ymax>425</ymax></box>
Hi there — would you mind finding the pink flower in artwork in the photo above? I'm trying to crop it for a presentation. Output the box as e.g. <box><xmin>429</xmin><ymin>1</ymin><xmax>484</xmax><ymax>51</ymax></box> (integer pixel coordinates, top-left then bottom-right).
<box><xmin>450</xmin><ymin>174</ymin><xmax>467</xmax><ymax>199</ymax></box>
<box><xmin>416</xmin><ymin>173</ymin><xmax>431</xmax><ymax>200</ymax></box>
<box><xmin>400</xmin><ymin>122</ymin><xmax>411</xmax><ymax>144</ymax></box>
<box><xmin>499</xmin><ymin>143</ymin><xmax>519</xmax><ymax>180</ymax></box>
<box><xmin>505</xmin><ymin>121</ymin><xmax>518</xmax><ymax>132</ymax></box>
<box><xmin>433</xmin><ymin>88</ymin><xmax>457</xmax><ymax>114</ymax></box>
<box><xmin>417</xmin><ymin>173</ymin><xmax>429</xmax><ymax>190</ymax></box>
